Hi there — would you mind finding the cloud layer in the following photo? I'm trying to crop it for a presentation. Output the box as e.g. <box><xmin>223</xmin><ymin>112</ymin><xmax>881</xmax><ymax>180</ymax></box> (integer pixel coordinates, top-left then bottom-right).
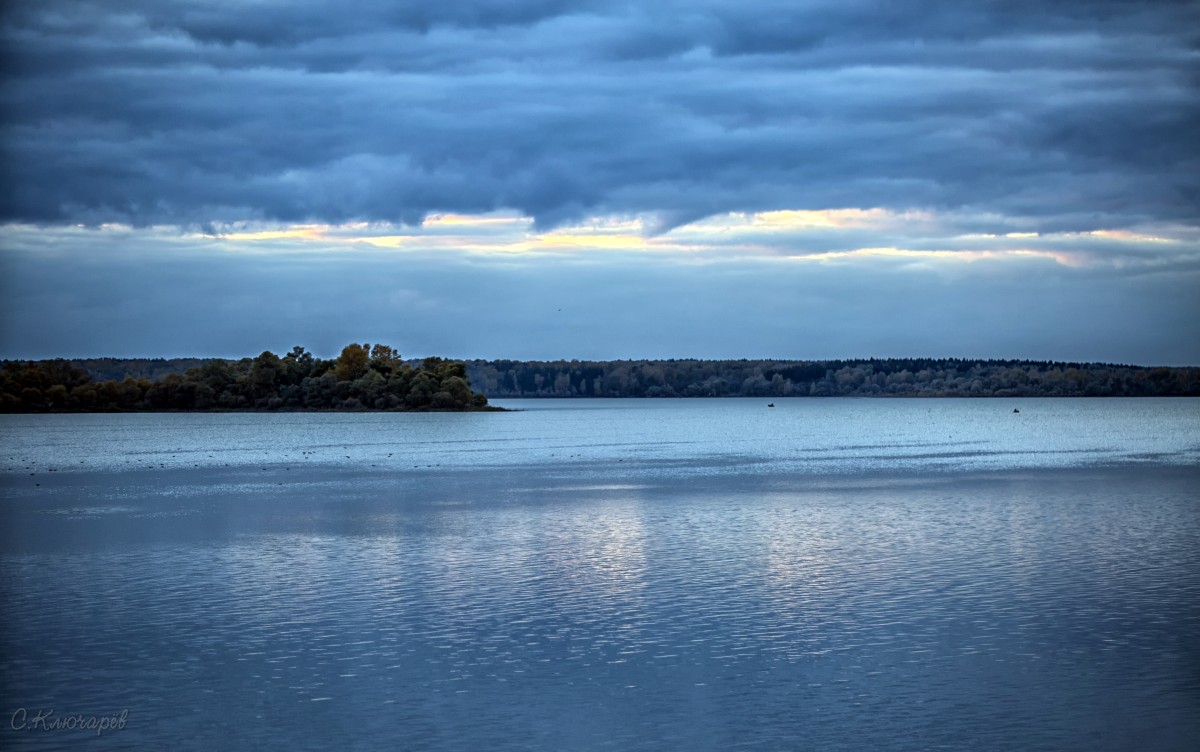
<box><xmin>3</xmin><ymin>0</ymin><xmax>1197</xmax><ymax>231</ymax></box>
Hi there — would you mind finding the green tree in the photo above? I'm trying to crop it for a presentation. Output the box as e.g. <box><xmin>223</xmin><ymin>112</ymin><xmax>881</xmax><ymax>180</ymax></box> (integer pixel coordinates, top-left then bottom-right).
<box><xmin>352</xmin><ymin>369</ymin><xmax>387</xmax><ymax>406</ymax></box>
<box><xmin>369</xmin><ymin>344</ymin><xmax>402</xmax><ymax>375</ymax></box>
<box><xmin>45</xmin><ymin>384</ymin><xmax>69</xmax><ymax>408</ymax></box>
<box><xmin>406</xmin><ymin>373</ymin><xmax>435</xmax><ymax>408</ymax></box>
<box><xmin>334</xmin><ymin>343</ymin><xmax>370</xmax><ymax>381</ymax></box>
<box><xmin>249</xmin><ymin>351</ymin><xmax>284</xmax><ymax>400</ymax></box>
<box><xmin>440</xmin><ymin>376</ymin><xmax>473</xmax><ymax>406</ymax></box>
<box><xmin>283</xmin><ymin>346</ymin><xmax>316</xmax><ymax>383</ymax></box>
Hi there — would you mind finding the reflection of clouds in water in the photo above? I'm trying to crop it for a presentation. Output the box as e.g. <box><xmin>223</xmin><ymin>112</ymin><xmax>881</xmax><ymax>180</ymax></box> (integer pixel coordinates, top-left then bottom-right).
<box><xmin>41</xmin><ymin>505</ymin><xmax>140</xmax><ymax>516</ymax></box>
<box><xmin>542</xmin><ymin>484</ymin><xmax>652</xmax><ymax>492</ymax></box>
<box><xmin>745</xmin><ymin>498</ymin><xmax>854</xmax><ymax>657</ymax></box>
<box><xmin>544</xmin><ymin>501</ymin><xmax>649</xmax><ymax>606</ymax></box>
<box><xmin>216</xmin><ymin>535</ymin><xmax>339</xmax><ymax>614</ymax></box>
<box><xmin>38</xmin><ymin>504</ymin><xmax>202</xmax><ymax>520</ymax></box>
<box><xmin>763</xmin><ymin>515</ymin><xmax>837</xmax><ymax>609</ymax></box>
<box><xmin>750</xmin><ymin>491</ymin><xmax>947</xmax><ymax>658</ymax></box>
<box><xmin>203</xmin><ymin>535</ymin><xmax>409</xmax><ymax>705</ymax></box>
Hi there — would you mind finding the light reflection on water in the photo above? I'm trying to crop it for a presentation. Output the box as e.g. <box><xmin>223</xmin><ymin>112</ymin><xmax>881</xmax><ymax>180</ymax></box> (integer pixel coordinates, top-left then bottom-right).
<box><xmin>1</xmin><ymin>400</ymin><xmax>1199</xmax><ymax>751</ymax></box>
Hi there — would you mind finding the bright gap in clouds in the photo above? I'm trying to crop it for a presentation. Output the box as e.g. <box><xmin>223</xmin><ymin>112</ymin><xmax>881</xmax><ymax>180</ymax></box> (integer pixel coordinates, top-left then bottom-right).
<box><xmin>179</xmin><ymin>207</ymin><xmax>1197</xmax><ymax>270</ymax></box>
<box><xmin>1</xmin><ymin>209</ymin><xmax>1198</xmax><ymax>364</ymax></box>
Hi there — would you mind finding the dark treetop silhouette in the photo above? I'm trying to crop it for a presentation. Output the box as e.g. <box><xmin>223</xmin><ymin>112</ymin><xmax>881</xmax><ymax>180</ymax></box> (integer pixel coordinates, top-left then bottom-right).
<box><xmin>1</xmin><ymin>344</ymin><xmax>492</xmax><ymax>412</ymax></box>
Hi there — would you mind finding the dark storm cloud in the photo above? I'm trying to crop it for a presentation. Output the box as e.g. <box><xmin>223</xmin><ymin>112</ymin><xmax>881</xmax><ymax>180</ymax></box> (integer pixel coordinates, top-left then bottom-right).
<box><xmin>2</xmin><ymin>0</ymin><xmax>1197</xmax><ymax>231</ymax></box>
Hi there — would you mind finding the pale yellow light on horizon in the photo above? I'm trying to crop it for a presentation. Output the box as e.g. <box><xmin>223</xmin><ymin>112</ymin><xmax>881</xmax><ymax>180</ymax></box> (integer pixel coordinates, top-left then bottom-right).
<box><xmin>753</xmin><ymin>208</ymin><xmax>891</xmax><ymax>228</ymax></box>
<box><xmin>357</xmin><ymin>235</ymin><xmax>416</xmax><ymax>249</ymax></box>
<box><xmin>784</xmin><ymin>246</ymin><xmax>1084</xmax><ymax>266</ymax></box>
<box><xmin>535</xmin><ymin>233</ymin><xmax>652</xmax><ymax>250</ymax></box>
<box><xmin>422</xmin><ymin>213</ymin><xmax>532</xmax><ymax>228</ymax></box>
<box><xmin>1086</xmin><ymin>229</ymin><xmax>1173</xmax><ymax>243</ymax></box>
<box><xmin>150</xmin><ymin>210</ymin><xmax>1187</xmax><ymax>267</ymax></box>
<box><xmin>220</xmin><ymin>224</ymin><xmax>332</xmax><ymax>242</ymax></box>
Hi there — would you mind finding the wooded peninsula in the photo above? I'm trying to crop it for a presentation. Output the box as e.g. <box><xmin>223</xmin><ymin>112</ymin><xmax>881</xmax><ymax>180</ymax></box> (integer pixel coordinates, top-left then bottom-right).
<box><xmin>1</xmin><ymin>344</ymin><xmax>491</xmax><ymax>412</ymax></box>
<box><xmin>2</xmin><ymin>352</ymin><xmax>1197</xmax><ymax>412</ymax></box>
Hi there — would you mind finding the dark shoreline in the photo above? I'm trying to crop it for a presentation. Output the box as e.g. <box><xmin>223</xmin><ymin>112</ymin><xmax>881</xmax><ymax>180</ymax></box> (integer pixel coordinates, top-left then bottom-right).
<box><xmin>0</xmin><ymin>405</ymin><xmax>510</xmax><ymax>415</ymax></box>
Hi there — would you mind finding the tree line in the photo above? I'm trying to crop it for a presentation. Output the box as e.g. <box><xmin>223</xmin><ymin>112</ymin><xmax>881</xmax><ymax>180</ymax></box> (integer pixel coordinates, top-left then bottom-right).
<box><xmin>465</xmin><ymin>358</ymin><xmax>1200</xmax><ymax>398</ymax></box>
<box><xmin>1</xmin><ymin>344</ymin><xmax>491</xmax><ymax>412</ymax></box>
<box><xmin>4</xmin><ymin>354</ymin><xmax>1197</xmax><ymax>412</ymax></box>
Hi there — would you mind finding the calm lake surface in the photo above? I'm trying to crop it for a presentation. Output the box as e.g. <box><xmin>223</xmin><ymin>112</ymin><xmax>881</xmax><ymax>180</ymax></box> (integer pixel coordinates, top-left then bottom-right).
<box><xmin>2</xmin><ymin>398</ymin><xmax>1198</xmax><ymax>751</ymax></box>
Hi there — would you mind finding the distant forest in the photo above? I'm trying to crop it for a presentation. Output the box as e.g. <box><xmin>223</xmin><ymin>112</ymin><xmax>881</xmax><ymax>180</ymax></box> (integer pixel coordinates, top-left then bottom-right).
<box><xmin>1</xmin><ymin>344</ymin><xmax>491</xmax><ymax>412</ymax></box>
<box><xmin>3</xmin><ymin>354</ymin><xmax>1197</xmax><ymax>413</ymax></box>
<box><xmin>464</xmin><ymin>358</ymin><xmax>1200</xmax><ymax>398</ymax></box>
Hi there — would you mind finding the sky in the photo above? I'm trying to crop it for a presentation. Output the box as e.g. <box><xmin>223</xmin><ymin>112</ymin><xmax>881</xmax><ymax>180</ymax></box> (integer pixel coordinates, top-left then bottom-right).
<box><xmin>1</xmin><ymin>0</ymin><xmax>1197</xmax><ymax>364</ymax></box>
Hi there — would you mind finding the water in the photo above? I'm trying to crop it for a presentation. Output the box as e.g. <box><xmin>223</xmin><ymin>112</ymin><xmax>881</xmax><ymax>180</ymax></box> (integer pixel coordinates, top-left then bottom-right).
<box><xmin>2</xmin><ymin>399</ymin><xmax>1198</xmax><ymax>750</ymax></box>
<box><xmin>2</xmin><ymin>397</ymin><xmax>1197</xmax><ymax>477</ymax></box>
